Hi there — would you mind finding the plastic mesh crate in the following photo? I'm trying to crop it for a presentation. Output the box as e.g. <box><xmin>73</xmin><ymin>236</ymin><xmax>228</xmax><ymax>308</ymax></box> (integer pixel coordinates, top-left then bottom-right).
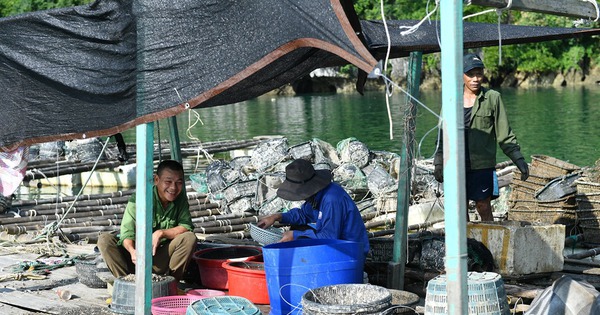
<box><xmin>186</xmin><ymin>296</ymin><xmax>261</xmax><ymax>315</ymax></box>
<box><xmin>152</xmin><ymin>296</ymin><xmax>204</xmax><ymax>315</ymax></box>
<box><xmin>425</xmin><ymin>272</ymin><xmax>510</xmax><ymax>315</ymax></box>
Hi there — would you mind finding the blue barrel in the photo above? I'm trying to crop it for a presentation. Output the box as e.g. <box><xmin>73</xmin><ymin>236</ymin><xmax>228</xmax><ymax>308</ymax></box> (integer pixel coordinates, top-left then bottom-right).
<box><xmin>262</xmin><ymin>239</ymin><xmax>364</xmax><ymax>315</ymax></box>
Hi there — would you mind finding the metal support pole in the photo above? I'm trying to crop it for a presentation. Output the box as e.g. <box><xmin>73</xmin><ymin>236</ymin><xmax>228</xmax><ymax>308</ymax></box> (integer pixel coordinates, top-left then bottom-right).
<box><xmin>134</xmin><ymin>123</ymin><xmax>154</xmax><ymax>315</ymax></box>
<box><xmin>134</xmin><ymin>1</ymin><xmax>152</xmax><ymax>312</ymax></box>
<box><xmin>167</xmin><ymin>116</ymin><xmax>182</xmax><ymax>163</ymax></box>
<box><xmin>440</xmin><ymin>1</ymin><xmax>469</xmax><ymax>314</ymax></box>
<box><xmin>389</xmin><ymin>52</ymin><xmax>423</xmax><ymax>290</ymax></box>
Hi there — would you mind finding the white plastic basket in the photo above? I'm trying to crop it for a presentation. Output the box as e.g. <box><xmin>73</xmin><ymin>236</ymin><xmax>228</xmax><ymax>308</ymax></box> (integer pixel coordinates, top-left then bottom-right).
<box><xmin>249</xmin><ymin>223</ymin><xmax>284</xmax><ymax>245</ymax></box>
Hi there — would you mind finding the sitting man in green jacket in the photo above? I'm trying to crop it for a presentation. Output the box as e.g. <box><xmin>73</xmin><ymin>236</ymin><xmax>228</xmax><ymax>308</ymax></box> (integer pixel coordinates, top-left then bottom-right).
<box><xmin>98</xmin><ymin>160</ymin><xmax>197</xmax><ymax>281</ymax></box>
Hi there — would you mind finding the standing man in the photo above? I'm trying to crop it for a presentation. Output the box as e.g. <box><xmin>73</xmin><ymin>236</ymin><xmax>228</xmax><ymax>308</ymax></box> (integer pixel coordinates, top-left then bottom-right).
<box><xmin>257</xmin><ymin>159</ymin><xmax>370</xmax><ymax>256</ymax></box>
<box><xmin>433</xmin><ymin>53</ymin><xmax>529</xmax><ymax>221</ymax></box>
<box><xmin>98</xmin><ymin>160</ymin><xmax>197</xmax><ymax>281</ymax></box>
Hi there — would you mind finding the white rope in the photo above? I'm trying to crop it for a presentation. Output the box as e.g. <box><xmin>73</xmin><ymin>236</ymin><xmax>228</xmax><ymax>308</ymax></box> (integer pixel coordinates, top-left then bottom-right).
<box><xmin>399</xmin><ymin>0</ymin><xmax>440</xmax><ymax>36</ymax></box>
<box><xmin>35</xmin><ymin>136</ymin><xmax>111</xmax><ymax>240</ymax></box>
<box><xmin>585</xmin><ymin>0</ymin><xmax>600</xmax><ymax>21</ymax></box>
<box><xmin>379</xmin><ymin>0</ymin><xmax>394</xmax><ymax>140</ymax></box>
<box><xmin>464</xmin><ymin>0</ymin><xmax>512</xmax><ymax>66</ymax></box>
<box><xmin>173</xmin><ymin>88</ymin><xmax>214</xmax><ymax>171</ymax></box>
<box><xmin>375</xmin><ymin>73</ymin><xmax>442</xmax><ymax>121</ymax></box>
<box><xmin>575</xmin><ymin>0</ymin><xmax>600</xmax><ymax>26</ymax></box>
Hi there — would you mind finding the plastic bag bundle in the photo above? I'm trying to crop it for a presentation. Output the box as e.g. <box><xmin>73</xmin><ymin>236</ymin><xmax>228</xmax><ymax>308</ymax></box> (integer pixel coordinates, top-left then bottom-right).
<box><xmin>258</xmin><ymin>196</ymin><xmax>286</xmax><ymax>216</ymax></box>
<box><xmin>206</xmin><ymin>160</ymin><xmax>238</xmax><ymax>194</ymax></box>
<box><xmin>333</xmin><ymin>163</ymin><xmax>367</xmax><ymax>190</ymax></box>
<box><xmin>189</xmin><ymin>172</ymin><xmax>209</xmax><ymax>194</ymax></box>
<box><xmin>65</xmin><ymin>138</ymin><xmax>107</xmax><ymax>163</ymax></box>
<box><xmin>226</xmin><ymin>197</ymin><xmax>254</xmax><ymax>216</ymax></box>
<box><xmin>289</xmin><ymin>141</ymin><xmax>314</xmax><ymax>161</ymax></box>
<box><xmin>223</xmin><ymin>180</ymin><xmax>256</xmax><ymax>203</ymax></box>
<box><xmin>255</xmin><ymin>173</ymin><xmax>285</xmax><ymax>207</ymax></box>
<box><xmin>313</xmin><ymin>138</ymin><xmax>340</xmax><ymax>168</ymax></box>
<box><xmin>367</xmin><ymin>165</ymin><xmax>397</xmax><ymax>196</ymax></box>
<box><xmin>229</xmin><ymin>156</ymin><xmax>252</xmax><ymax>179</ymax></box>
<box><xmin>0</xmin><ymin>195</ymin><xmax>12</xmax><ymax>214</ymax></box>
<box><xmin>337</xmin><ymin>138</ymin><xmax>370</xmax><ymax>168</ymax></box>
<box><xmin>38</xmin><ymin>141</ymin><xmax>65</xmax><ymax>159</ymax></box>
<box><xmin>250</xmin><ymin>138</ymin><xmax>289</xmax><ymax>172</ymax></box>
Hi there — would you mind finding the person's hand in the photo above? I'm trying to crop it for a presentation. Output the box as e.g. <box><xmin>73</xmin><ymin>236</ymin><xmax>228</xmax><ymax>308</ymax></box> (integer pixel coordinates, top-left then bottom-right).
<box><xmin>129</xmin><ymin>249</ymin><xmax>137</xmax><ymax>265</ymax></box>
<box><xmin>279</xmin><ymin>230</ymin><xmax>294</xmax><ymax>243</ymax></box>
<box><xmin>257</xmin><ymin>214</ymin><xmax>279</xmax><ymax>229</ymax></box>
<box><xmin>151</xmin><ymin>230</ymin><xmax>164</xmax><ymax>256</ymax></box>
<box><xmin>433</xmin><ymin>164</ymin><xmax>444</xmax><ymax>183</ymax></box>
<box><xmin>515</xmin><ymin>158</ymin><xmax>529</xmax><ymax>181</ymax></box>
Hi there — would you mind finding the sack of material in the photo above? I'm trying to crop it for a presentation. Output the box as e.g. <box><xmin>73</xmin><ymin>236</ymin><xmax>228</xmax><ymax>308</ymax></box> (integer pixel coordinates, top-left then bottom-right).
<box><xmin>526</xmin><ymin>276</ymin><xmax>600</xmax><ymax>315</ymax></box>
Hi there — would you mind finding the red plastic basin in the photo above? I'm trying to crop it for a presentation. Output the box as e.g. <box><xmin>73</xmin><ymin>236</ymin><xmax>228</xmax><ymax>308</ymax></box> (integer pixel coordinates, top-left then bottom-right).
<box><xmin>192</xmin><ymin>246</ymin><xmax>262</xmax><ymax>290</ymax></box>
<box><xmin>222</xmin><ymin>261</ymin><xmax>269</xmax><ymax>304</ymax></box>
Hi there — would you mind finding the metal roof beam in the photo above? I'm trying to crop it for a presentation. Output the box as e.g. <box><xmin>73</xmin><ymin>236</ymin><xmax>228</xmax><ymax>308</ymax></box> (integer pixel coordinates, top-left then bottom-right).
<box><xmin>468</xmin><ymin>0</ymin><xmax>599</xmax><ymax>20</ymax></box>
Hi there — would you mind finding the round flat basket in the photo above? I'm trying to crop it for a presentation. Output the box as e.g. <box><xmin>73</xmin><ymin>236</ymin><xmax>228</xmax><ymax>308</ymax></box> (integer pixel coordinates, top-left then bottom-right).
<box><xmin>152</xmin><ymin>296</ymin><xmax>204</xmax><ymax>315</ymax></box>
<box><xmin>301</xmin><ymin>283</ymin><xmax>392</xmax><ymax>315</ymax></box>
<box><xmin>249</xmin><ymin>223</ymin><xmax>283</xmax><ymax>245</ymax></box>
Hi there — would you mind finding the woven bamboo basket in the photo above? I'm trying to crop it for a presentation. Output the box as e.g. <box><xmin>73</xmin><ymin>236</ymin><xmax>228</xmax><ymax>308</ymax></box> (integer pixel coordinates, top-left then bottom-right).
<box><xmin>577</xmin><ymin>199</ymin><xmax>600</xmax><ymax>209</ymax></box>
<box><xmin>576</xmin><ymin>208</ymin><xmax>600</xmax><ymax>221</ymax></box>
<box><xmin>511</xmin><ymin>178</ymin><xmax>545</xmax><ymax>191</ymax></box>
<box><xmin>512</xmin><ymin>171</ymin><xmax>554</xmax><ymax>186</ymax></box>
<box><xmin>509</xmin><ymin>187</ymin><xmax>535</xmax><ymax>200</ymax></box>
<box><xmin>530</xmin><ymin>155</ymin><xmax>581</xmax><ymax>178</ymax></box>
<box><xmin>507</xmin><ymin>207</ymin><xmax>576</xmax><ymax>226</ymax></box>
<box><xmin>576</xmin><ymin>181</ymin><xmax>600</xmax><ymax>194</ymax></box>
<box><xmin>576</xmin><ymin>193</ymin><xmax>600</xmax><ymax>202</ymax></box>
<box><xmin>509</xmin><ymin>196</ymin><xmax>577</xmax><ymax>210</ymax></box>
<box><xmin>579</xmin><ymin>223</ymin><xmax>600</xmax><ymax>243</ymax></box>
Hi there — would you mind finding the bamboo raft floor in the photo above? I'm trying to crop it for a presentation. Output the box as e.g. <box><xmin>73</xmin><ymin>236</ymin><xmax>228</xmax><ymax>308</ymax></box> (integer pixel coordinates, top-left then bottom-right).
<box><xmin>0</xmin><ymin>242</ymin><xmax>274</xmax><ymax>315</ymax></box>
<box><xmin>2</xmin><ymin>242</ymin><xmax>600</xmax><ymax>315</ymax></box>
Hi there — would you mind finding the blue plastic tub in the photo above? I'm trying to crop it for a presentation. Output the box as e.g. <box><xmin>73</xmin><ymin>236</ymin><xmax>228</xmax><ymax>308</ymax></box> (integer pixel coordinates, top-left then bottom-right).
<box><xmin>262</xmin><ymin>239</ymin><xmax>364</xmax><ymax>315</ymax></box>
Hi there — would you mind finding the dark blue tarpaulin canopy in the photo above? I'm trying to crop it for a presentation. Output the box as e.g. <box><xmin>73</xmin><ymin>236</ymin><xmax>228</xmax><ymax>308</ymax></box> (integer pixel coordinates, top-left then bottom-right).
<box><xmin>1</xmin><ymin>0</ymin><xmax>598</xmax><ymax>149</ymax></box>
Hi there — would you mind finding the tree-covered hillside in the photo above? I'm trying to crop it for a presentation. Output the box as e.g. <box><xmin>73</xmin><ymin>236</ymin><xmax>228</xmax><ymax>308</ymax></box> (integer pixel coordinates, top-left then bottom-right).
<box><xmin>353</xmin><ymin>0</ymin><xmax>600</xmax><ymax>85</ymax></box>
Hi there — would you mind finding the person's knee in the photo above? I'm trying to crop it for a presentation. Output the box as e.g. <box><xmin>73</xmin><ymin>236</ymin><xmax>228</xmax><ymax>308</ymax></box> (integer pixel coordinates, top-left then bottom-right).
<box><xmin>179</xmin><ymin>231</ymin><xmax>197</xmax><ymax>248</ymax></box>
<box><xmin>97</xmin><ymin>233</ymin><xmax>117</xmax><ymax>251</ymax></box>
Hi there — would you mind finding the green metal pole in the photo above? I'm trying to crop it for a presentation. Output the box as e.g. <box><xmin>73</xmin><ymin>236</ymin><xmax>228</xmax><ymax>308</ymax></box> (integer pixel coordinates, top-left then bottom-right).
<box><xmin>135</xmin><ymin>123</ymin><xmax>154</xmax><ymax>315</ymax></box>
<box><xmin>389</xmin><ymin>52</ymin><xmax>422</xmax><ymax>290</ymax></box>
<box><xmin>134</xmin><ymin>0</ymin><xmax>152</xmax><ymax>312</ymax></box>
<box><xmin>440</xmin><ymin>0</ymin><xmax>469</xmax><ymax>314</ymax></box>
<box><xmin>167</xmin><ymin>116</ymin><xmax>182</xmax><ymax>163</ymax></box>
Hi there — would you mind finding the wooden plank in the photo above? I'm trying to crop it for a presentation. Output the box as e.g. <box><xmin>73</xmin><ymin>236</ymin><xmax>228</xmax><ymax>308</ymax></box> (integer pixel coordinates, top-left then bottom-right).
<box><xmin>469</xmin><ymin>0</ymin><xmax>599</xmax><ymax>19</ymax></box>
<box><xmin>0</xmin><ymin>287</ymin><xmax>80</xmax><ymax>314</ymax></box>
<box><xmin>0</xmin><ymin>301</ymin><xmax>42</xmax><ymax>315</ymax></box>
<box><xmin>503</xmin><ymin>283</ymin><xmax>544</xmax><ymax>300</ymax></box>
